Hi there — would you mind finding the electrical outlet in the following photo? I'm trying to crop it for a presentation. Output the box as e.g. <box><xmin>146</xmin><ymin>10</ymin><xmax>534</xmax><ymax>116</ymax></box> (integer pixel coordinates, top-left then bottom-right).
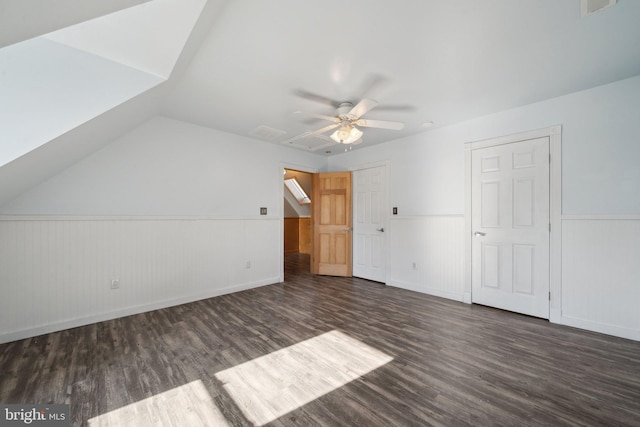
<box><xmin>245</xmin><ymin>260</ymin><xmax>251</xmax><ymax>269</ymax></box>
<box><xmin>260</xmin><ymin>207</ymin><xmax>267</xmax><ymax>215</ymax></box>
<box><xmin>393</xmin><ymin>207</ymin><xmax>398</xmax><ymax>215</ymax></box>
<box><xmin>110</xmin><ymin>279</ymin><xmax>120</xmax><ymax>289</ymax></box>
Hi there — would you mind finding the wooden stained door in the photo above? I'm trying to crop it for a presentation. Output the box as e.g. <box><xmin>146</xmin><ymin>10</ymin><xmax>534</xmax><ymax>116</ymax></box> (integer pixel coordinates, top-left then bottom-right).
<box><xmin>312</xmin><ymin>172</ymin><xmax>352</xmax><ymax>276</ymax></box>
<box><xmin>471</xmin><ymin>137</ymin><xmax>550</xmax><ymax>318</ymax></box>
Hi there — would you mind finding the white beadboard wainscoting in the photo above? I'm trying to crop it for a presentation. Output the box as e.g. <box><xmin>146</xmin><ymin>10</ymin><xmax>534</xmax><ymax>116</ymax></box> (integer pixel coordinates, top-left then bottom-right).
<box><xmin>387</xmin><ymin>216</ymin><xmax>467</xmax><ymax>303</ymax></box>
<box><xmin>560</xmin><ymin>216</ymin><xmax>640</xmax><ymax>341</ymax></box>
<box><xmin>2</xmin><ymin>215</ymin><xmax>638</xmax><ymax>344</ymax></box>
<box><xmin>0</xmin><ymin>216</ymin><xmax>281</xmax><ymax>344</ymax></box>
<box><xmin>386</xmin><ymin>215</ymin><xmax>639</xmax><ymax>341</ymax></box>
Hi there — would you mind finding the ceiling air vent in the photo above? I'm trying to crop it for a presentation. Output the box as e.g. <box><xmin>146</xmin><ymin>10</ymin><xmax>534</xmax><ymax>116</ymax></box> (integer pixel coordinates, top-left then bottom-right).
<box><xmin>249</xmin><ymin>125</ymin><xmax>287</xmax><ymax>141</ymax></box>
<box><xmin>581</xmin><ymin>0</ymin><xmax>616</xmax><ymax>16</ymax></box>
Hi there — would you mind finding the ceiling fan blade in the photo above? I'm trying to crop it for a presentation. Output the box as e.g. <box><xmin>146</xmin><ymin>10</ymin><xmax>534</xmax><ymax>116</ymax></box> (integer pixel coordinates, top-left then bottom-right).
<box><xmin>311</xmin><ymin>123</ymin><xmax>340</xmax><ymax>136</ymax></box>
<box><xmin>357</xmin><ymin>74</ymin><xmax>389</xmax><ymax>100</ymax></box>
<box><xmin>355</xmin><ymin>75</ymin><xmax>416</xmax><ymax>111</ymax></box>
<box><xmin>294</xmin><ymin>111</ymin><xmax>339</xmax><ymax>123</ymax></box>
<box><xmin>348</xmin><ymin>98</ymin><xmax>378</xmax><ymax>119</ymax></box>
<box><xmin>355</xmin><ymin>119</ymin><xmax>405</xmax><ymax>130</ymax></box>
<box><xmin>293</xmin><ymin>89</ymin><xmax>341</xmax><ymax>108</ymax></box>
<box><xmin>374</xmin><ymin>104</ymin><xmax>416</xmax><ymax>112</ymax></box>
<box><xmin>281</xmin><ymin>123</ymin><xmax>340</xmax><ymax>146</ymax></box>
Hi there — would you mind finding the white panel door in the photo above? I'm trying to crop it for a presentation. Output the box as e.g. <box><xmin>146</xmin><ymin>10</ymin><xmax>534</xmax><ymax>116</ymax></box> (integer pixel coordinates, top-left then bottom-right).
<box><xmin>353</xmin><ymin>165</ymin><xmax>387</xmax><ymax>283</ymax></box>
<box><xmin>471</xmin><ymin>137</ymin><xmax>550</xmax><ymax>318</ymax></box>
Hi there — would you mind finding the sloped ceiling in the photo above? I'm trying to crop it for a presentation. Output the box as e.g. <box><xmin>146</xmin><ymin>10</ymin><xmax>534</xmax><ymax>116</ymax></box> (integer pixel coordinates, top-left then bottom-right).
<box><xmin>0</xmin><ymin>37</ymin><xmax>164</xmax><ymax>167</ymax></box>
<box><xmin>43</xmin><ymin>0</ymin><xmax>207</xmax><ymax>78</ymax></box>
<box><xmin>1</xmin><ymin>0</ymin><xmax>207</xmax><ymax>168</ymax></box>
<box><xmin>162</xmin><ymin>0</ymin><xmax>640</xmax><ymax>153</ymax></box>
<box><xmin>1</xmin><ymin>0</ymin><xmax>640</xmax><ymax>206</ymax></box>
<box><xmin>0</xmin><ymin>0</ymin><xmax>228</xmax><ymax>206</ymax></box>
<box><xmin>0</xmin><ymin>0</ymin><xmax>153</xmax><ymax>48</ymax></box>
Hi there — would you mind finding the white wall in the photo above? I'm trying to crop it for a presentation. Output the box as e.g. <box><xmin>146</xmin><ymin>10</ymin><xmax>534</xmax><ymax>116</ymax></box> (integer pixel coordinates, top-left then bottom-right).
<box><xmin>0</xmin><ymin>117</ymin><xmax>326</xmax><ymax>216</ymax></box>
<box><xmin>561</xmin><ymin>218</ymin><xmax>640</xmax><ymax>341</ymax></box>
<box><xmin>3</xmin><ymin>74</ymin><xmax>640</xmax><ymax>342</ymax></box>
<box><xmin>0</xmin><ymin>217</ymin><xmax>279</xmax><ymax>343</ymax></box>
<box><xmin>329</xmin><ymin>75</ymin><xmax>640</xmax><ymax>340</ymax></box>
<box><xmin>388</xmin><ymin>216</ymin><xmax>466</xmax><ymax>302</ymax></box>
<box><xmin>0</xmin><ymin>117</ymin><xmax>326</xmax><ymax>343</ymax></box>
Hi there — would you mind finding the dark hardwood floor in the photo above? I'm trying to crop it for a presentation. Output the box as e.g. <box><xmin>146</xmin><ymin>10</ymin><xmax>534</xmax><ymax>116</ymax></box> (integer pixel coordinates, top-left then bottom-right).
<box><xmin>1</xmin><ymin>253</ymin><xmax>640</xmax><ymax>426</ymax></box>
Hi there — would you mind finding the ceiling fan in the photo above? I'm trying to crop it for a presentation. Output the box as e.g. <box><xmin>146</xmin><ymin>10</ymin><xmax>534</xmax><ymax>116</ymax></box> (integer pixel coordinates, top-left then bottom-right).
<box><xmin>282</xmin><ymin>98</ymin><xmax>404</xmax><ymax>149</ymax></box>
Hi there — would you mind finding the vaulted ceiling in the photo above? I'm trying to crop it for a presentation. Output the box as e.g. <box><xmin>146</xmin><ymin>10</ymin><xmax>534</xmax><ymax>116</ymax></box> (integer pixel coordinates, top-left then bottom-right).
<box><xmin>1</xmin><ymin>0</ymin><xmax>640</xmax><ymax>202</ymax></box>
<box><xmin>162</xmin><ymin>0</ymin><xmax>640</xmax><ymax>152</ymax></box>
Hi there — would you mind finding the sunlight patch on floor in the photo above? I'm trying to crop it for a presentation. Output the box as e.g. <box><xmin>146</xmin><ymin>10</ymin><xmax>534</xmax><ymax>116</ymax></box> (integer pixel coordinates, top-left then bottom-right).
<box><xmin>215</xmin><ymin>330</ymin><xmax>393</xmax><ymax>426</ymax></box>
<box><xmin>88</xmin><ymin>380</ymin><xmax>229</xmax><ymax>427</ymax></box>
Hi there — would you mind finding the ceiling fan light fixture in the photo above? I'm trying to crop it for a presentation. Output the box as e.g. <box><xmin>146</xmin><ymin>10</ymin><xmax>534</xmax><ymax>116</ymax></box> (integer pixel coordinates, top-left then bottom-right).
<box><xmin>330</xmin><ymin>124</ymin><xmax>362</xmax><ymax>144</ymax></box>
<box><xmin>287</xmin><ymin>97</ymin><xmax>403</xmax><ymax>149</ymax></box>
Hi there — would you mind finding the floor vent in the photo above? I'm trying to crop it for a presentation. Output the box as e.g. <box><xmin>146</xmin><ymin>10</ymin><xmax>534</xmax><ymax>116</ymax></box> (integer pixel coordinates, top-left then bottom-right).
<box><xmin>581</xmin><ymin>0</ymin><xmax>616</xmax><ymax>16</ymax></box>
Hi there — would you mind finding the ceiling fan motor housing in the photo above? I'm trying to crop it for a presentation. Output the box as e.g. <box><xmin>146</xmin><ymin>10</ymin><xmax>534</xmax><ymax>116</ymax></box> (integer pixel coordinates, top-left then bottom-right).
<box><xmin>336</xmin><ymin>102</ymin><xmax>355</xmax><ymax>119</ymax></box>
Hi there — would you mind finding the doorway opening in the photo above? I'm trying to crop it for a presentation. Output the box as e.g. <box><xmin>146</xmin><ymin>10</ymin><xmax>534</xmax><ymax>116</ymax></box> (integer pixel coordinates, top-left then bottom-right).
<box><xmin>283</xmin><ymin>169</ymin><xmax>312</xmax><ymax>278</ymax></box>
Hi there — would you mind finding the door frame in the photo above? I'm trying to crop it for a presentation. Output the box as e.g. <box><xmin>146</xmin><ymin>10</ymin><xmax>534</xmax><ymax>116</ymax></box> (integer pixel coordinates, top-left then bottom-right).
<box><xmin>279</xmin><ymin>162</ymin><xmax>319</xmax><ymax>282</ymax></box>
<box><xmin>464</xmin><ymin>126</ymin><xmax>562</xmax><ymax>322</ymax></box>
<box><xmin>349</xmin><ymin>161</ymin><xmax>390</xmax><ymax>284</ymax></box>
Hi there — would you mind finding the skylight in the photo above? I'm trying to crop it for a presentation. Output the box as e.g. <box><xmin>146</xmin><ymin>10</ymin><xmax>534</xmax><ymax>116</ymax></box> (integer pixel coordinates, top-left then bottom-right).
<box><xmin>284</xmin><ymin>177</ymin><xmax>311</xmax><ymax>205</ymax></box>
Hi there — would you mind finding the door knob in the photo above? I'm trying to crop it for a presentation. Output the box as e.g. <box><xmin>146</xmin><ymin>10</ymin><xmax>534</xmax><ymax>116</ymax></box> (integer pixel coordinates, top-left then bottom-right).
<box><xmin>344</xmin><ymin>227</ymin><xmax>352</xmax><ymax>232</ymax></box>
<box><xmin>474</xmin><ymin>231</ymin><xmax>486</xmax><ymax>237</ymax></box>
<box><xmin>376</xmin><ymin>228</ymin><xmax>385</xmax><ymax>232</ymax></box>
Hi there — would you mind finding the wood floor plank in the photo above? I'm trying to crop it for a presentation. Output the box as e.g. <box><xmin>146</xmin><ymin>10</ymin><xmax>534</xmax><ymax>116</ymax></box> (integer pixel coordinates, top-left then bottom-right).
<box><xmin>1</xmin><ymin>253</ymin><xmax>640</xmax><ymax>426</ymax></box>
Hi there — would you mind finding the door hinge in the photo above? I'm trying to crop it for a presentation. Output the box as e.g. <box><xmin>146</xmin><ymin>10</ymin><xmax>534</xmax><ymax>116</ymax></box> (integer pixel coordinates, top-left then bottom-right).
<box><xmin>549</xmin><ymin>222</ymin><xmax>551</xmax><ymax>232</ymax></box>
<box><xmin>549</xmin><ymin>291</ymin><xmax>551</xmax><ymax>301</ymax></box>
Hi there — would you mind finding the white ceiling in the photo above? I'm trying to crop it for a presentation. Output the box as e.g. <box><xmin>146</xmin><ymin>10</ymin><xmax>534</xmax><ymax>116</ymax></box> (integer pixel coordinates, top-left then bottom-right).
<box><xmin>43</xmin><ymin>0</ymin><xmax>207</xmax><ymax>78</ymax></box>
<box><xmin>0</xmin><ymin>37</ymin><xmax>163</xmax><ymax>166</ymax></box>
<box><xmin>0</xmin><ymin>0</ymin><xmax>209</xmax><ymax>167</ymax></box>
<box><xmin>0</xmin><ymin>0</ymin><xmax>152</xmax><ymax>48</ymax></box>
<box><xmin>1</xmin><ymin>0</ymin><xmax>640</xmax><ymax>168</ymax></box>
<box><xmin>161</xmin><ymin>0</ymin><xmax>640</xmax><ymax>154</ymax></box>
<box><xmin>0</xmin><ymin>0</ymin><xmax>224</xmax><ymax>205</ymax></box>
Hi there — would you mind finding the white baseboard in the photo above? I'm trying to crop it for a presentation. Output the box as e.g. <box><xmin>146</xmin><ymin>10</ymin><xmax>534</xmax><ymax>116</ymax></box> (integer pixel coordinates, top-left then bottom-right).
<box><xmin>387</xmin><ymin>280</ymin><xmax>465</xmax><ymax>303</ymax></box>
<box><xmin>555</xmin><ymin>315</ymin><xmax>639</xmax><ymax>342</ymax></box>
<box><xmin>463</xmin><ymin>292</ymin><xmax>472</xmax><ymax>304</ymax></box>
<box><xmin>0</xmin><ymin>277</ymin><xmax>280</xmax><ymax>344</ymax></box>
